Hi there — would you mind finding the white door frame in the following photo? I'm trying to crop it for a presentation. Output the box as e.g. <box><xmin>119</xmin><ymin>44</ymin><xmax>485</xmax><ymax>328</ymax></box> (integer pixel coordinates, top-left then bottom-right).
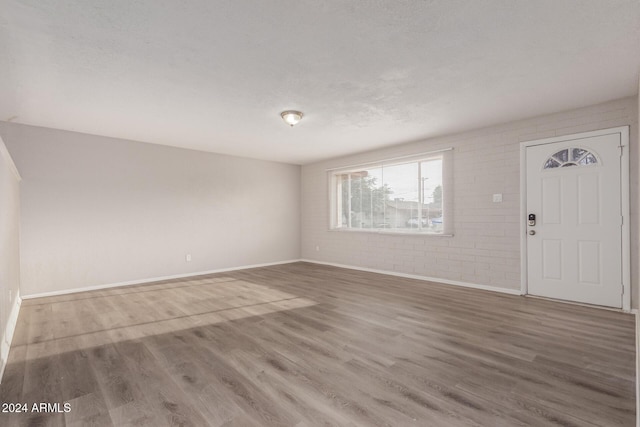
<box><xmin>520</xmin><ymin>126</ymin><xmax>630</xmax><ymax>311</ymax></box>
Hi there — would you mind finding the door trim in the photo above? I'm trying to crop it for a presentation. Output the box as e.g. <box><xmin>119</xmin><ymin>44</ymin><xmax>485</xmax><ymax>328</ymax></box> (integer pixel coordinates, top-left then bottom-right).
<box><xmin>520</xmin><ymin>126</ymin><xmax>630</xmax><ymax>311</ymax></box>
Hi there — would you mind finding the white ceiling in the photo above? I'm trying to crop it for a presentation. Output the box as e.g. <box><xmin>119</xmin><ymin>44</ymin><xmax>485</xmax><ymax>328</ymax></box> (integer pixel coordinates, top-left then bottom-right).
<box><xmin>1</xmin><ymin>1</ymin><xmax>638</xmax><ymax>164</ymax></box>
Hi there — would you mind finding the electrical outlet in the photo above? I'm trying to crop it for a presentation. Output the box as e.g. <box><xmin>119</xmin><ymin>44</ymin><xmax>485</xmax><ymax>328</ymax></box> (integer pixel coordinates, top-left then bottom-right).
<box><xmin>186</xmin><ymin>254</ymin><xmax>192</xmax><ymax>262</ymax></box>
<box><xmin>492</xmin><ymin>193</ymin><xmax>503</xmax><ymax>203</ymax></box>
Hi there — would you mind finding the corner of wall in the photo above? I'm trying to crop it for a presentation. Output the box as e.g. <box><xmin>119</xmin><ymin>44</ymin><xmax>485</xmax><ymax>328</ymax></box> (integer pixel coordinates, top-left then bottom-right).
<box><xmin>0</xmin><ymin>290</ymin><xmax>22</xmax><ymax>383</ymax></box>
<box><xmin>0</xmin><ymin>134</ymin><xmax>22</xmax><ymax>182</ymax></box>
<box><xmin>0</xmin><ymin>133</ymin><xmax>22</xmax><ymax>384</ymax></box>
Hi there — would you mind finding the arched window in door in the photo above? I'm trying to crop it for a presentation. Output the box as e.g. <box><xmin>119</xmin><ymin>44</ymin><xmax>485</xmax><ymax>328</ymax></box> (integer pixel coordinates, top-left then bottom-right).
<box><xmin>543</xmin><ymin>147</ymin><xmax>599</xmax><ymax>169</ymax></box>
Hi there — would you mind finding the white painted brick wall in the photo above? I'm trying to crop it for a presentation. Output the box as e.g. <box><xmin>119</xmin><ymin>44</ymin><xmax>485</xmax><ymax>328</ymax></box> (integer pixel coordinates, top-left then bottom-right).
<box><xmin>301</xmin><ymin>96</ymin><xmax>639</xmax><ymax>306</ymax></box>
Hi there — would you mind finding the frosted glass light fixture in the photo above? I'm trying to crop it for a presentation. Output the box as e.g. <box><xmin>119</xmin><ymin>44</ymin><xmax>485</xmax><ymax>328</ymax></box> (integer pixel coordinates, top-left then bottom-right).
<box><xmin>281</xmin><ymin>110</ymin><xmax>303</xmax><ymax>126</ymax></box>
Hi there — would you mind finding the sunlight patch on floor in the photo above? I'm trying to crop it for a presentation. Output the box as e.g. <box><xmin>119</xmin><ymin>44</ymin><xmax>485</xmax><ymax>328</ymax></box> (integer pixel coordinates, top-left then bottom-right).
<box><xmin>14</xmin><ymin>278</ymin><xmax>317</xmax><ymax>361</ymax></box>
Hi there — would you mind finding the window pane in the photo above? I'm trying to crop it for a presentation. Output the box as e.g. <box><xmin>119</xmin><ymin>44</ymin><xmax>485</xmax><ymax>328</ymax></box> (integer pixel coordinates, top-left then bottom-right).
<box><xmin>382</xmin><ymin>162</ymin><xmax>419</xmax><ymax>230</ymax></box>
<box><xmin>544</xmin><ymin>158</ymin><xmax>560</xmax><ymax>169</ymax></box>
<box><xmin>366</xmin><ymin>168</ymin><xmax>386</xmax><ymax>228</ymax></box>
<box><xmin>335</xmin><ymin>168</ymin><xmax>387</xmax><ymax>229</ymax></box>
<box><xmin>571</xmin><ymin>148</ymin><xmax>587</xmax><ymax>161</ymax></box>
<box><xmin>349</xmin><ymin>168</ymin><xmax>384</xmax><ymax>229</ymax></box>
<box><xmin>421</xmin><ymin>158</ymin><xmax>443</xmax><ymax>232</ymax></box>
<box><xmin>350</xmin><ymin>172</ymin><xmax>365</xmax><ymax>228</ymax></box>
<box><xmin>578</xmin><ymin>153</ymin><xmax>597</xmax><ymax>165</ymax></box>
<box><xmin>552</xmin><ymin>149</ymin><xmax>569</xmax><ymax>163</ymax></box>
<box><xmin>339</xmin><ymin>174</ymin><xmax>349</xmax><ymax>227</ymax></box>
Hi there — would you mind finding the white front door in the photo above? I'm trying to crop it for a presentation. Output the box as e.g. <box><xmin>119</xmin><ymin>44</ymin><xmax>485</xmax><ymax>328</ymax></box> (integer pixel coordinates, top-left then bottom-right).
<box><xmin>525</xmin><ymin>131</ymin><xmax>625</xmax><ymax>308</ymax></box>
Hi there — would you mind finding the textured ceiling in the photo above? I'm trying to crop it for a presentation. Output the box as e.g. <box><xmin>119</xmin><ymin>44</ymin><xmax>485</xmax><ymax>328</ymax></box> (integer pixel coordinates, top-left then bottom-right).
<box><xmin>1</xmin><ymin>0</ymin><xmax>638</xmax><ymax>164</ymax></box>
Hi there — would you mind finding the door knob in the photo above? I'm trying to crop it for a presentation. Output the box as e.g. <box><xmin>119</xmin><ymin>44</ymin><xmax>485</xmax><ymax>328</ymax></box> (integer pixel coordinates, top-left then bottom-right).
<box><xmin>529</xmin><ymin>230</ymin><xmax>536</xmax><ymax>235</ymax></box>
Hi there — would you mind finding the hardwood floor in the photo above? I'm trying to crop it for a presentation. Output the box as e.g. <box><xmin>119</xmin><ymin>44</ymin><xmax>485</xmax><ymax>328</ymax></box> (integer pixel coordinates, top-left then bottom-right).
<box><xmin>0</xmin><ymin>262</ymin><xmax>635</xmax><ymax>426</ymax></box>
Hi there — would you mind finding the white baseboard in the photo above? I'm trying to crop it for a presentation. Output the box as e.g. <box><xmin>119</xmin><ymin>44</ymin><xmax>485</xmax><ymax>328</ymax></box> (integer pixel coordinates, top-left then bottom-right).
<box><xmin>300</xmin><ymin>259</ymin><xmax>522</xmax><ymax>296</ymax></box>
<box><xmin>21</xmin><ymin>259</ymin><xmax>302</xmax><ymax>300</ymax></box>
<box><xmin>0</xmin><ymin>290</ymin><xmax>22</xmax><ymax>384</ymax></box>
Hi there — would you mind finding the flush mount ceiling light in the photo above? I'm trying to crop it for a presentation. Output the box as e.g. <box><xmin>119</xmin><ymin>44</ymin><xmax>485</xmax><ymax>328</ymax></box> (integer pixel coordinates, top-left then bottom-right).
<box><xmin>280</xmin><ymin>110</ymin><xmax>303</xmax><ymax>127</ymax></box>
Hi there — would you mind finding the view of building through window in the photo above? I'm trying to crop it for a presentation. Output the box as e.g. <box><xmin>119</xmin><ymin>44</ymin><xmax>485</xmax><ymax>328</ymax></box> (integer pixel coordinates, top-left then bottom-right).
<box><xmin>332</xmin><ymin>156</ymin><xmax>444</xmax><ymax>233</ymax></box>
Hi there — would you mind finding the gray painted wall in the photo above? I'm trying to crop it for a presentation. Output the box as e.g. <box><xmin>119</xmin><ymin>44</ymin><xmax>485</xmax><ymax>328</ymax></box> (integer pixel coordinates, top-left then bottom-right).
<box><xmin>301</xmin><ymin>97</ymin><xmax>639</xmax><ymax>308</ymax></box>
<box><xmin>0</xmin><ymin>123</ymin><xmax>301</xmax><ymax>296</ymax></box>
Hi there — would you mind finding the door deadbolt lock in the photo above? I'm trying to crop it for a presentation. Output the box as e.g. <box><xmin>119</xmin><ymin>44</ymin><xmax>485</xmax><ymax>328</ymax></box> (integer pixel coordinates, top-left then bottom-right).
<box><xmin>528</xmin><ymin>214</ymin><xmax>536</xmax><ymax>226</ymax></box>
<box><xmin>529</xmin><ymin>230</ymin><xmax>536</xmax><ymax>235</ymax></box>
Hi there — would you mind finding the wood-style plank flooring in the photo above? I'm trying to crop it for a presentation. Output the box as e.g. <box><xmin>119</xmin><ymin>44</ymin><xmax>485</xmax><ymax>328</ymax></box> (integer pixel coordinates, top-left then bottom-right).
<box><xmin>0</xmin><ymin>262</ymin><xmax>635</xmax><ymax>426</ymax></box>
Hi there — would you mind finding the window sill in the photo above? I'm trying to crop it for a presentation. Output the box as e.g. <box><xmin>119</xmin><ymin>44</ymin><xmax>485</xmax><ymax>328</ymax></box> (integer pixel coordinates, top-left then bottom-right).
<box><xmin>329</xmin><ymin>228</ymin><xmax>453</xmax><ymax>237</ymax></box>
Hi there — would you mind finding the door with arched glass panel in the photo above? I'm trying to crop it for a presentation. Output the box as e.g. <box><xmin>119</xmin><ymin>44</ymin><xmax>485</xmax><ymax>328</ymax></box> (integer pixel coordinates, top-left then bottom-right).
<box><xmin>525</xmin><ymin>131</ymin><xmax>624</xmax><ymax>308</ymax></box>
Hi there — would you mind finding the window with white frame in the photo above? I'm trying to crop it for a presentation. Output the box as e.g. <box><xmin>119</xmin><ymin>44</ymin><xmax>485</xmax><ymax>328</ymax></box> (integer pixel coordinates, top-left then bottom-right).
<box><xmin>330</xmin><ymin>150</ymin><xmax>451</xmax><ymax>234</ymax></box>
